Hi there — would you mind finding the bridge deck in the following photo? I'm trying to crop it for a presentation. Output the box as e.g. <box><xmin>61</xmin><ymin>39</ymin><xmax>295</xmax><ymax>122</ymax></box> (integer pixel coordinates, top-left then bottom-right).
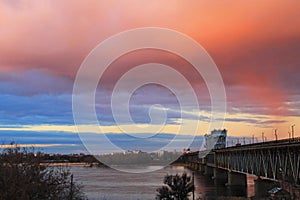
<box><xmin>184</xmin><ymin>137</ymin><xmax>300</xmax><ymax>184</ymax></box>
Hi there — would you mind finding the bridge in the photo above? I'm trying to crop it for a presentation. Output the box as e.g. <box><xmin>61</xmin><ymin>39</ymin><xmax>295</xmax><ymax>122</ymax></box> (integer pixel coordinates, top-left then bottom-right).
<box><xmin>184</xmin><ymin>137</ymin><xmax>300</xmax><ymax>198</ymax></box>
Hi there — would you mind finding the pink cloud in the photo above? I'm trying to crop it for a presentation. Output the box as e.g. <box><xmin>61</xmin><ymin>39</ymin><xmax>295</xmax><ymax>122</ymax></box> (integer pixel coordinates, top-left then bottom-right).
<box><xmin>0</xmin><ymin>0</ymin><xmax>299</xmax><ymax>116</ymax></box>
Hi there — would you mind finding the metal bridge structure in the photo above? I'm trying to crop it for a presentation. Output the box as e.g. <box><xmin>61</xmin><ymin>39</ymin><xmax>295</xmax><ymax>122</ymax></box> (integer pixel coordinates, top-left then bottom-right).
<box><xmin>215</xmin><ymin>138</ymin><xmax>300</xmax><ymax>184</ymax></box>
<box><xmin>184</xmin><ymin>137</ymin><xmax>300</xmax><ymax>198</ymax></box>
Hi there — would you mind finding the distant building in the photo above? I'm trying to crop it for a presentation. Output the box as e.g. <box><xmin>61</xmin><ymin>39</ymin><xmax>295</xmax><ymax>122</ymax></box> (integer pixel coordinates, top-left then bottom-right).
<box><xmin>204</xmin><ymin>129</ymin><xmax>227</xmax><ymax>150</ymax></box>
<box><xmin>124</xmin><ymin>150</ymin><xmax>143</xmax><ymax>154</ymax></box>
<box><xmin>157</xmin><ymin>150</ymin><xmax>167</xmax><ymax>158</ymax></box>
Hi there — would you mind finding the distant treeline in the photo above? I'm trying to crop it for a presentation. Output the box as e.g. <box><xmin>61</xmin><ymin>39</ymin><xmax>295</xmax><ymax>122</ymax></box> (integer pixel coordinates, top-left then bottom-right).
<box><xmin>38</xmin><ymin>151</ymin><xmax>186</xmax><ymax>166</ymax></box>
<box><xmin>38</xmin><ymin>153</ymin><xmax>106</xmax><ymax>167</ymax></box>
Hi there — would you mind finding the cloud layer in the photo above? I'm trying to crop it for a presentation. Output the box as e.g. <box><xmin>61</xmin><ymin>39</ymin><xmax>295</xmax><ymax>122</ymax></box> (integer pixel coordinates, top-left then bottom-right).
<box><xmin>0</xmin><ymin>0</ymin><xmax>299</xmax><ymax>149</ymax></box>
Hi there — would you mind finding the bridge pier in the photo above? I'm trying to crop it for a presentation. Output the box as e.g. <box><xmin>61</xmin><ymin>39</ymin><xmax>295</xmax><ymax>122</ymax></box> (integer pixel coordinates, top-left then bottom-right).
<box><xmin>254</xmin><ymin>177</ymin><xmax>280</xmax><ymax>198</ymax></box>
<box><xmin>188</xmin><ymin>162</ymin><xmax>200</xmax><ymax>171</ymax></box>
<box><xmin>212</xmin><ymin>168</ymin><xmax>228</xmax><ymax>185</ymax></box>
<box><xmin>281</xmin><ymin>181</ymin><xmax>300</xmax><ymax>199</ymax></box>
<box><xmin>226</xmin><ymin>171</ymin><xmax>247</xmax><ymax>186</ymax></box>
<box><xmin>191</xmin><ymin>162</ymin><xmax>195</xmax><ymax>169</ymax></box>
<box><xmin>204</xmin><ymin>165</ymin><xmax>214</xmax><ymax>177</ymax></box>
<box><xmin>198</xmin><ymin>164</ymin><xmax>205</xmax><ymax>173</ymax></box>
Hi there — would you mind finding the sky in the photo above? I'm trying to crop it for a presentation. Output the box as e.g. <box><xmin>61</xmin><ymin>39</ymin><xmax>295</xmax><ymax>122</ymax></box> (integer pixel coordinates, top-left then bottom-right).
<box><xmin>0</xmin><ymin>0</ymin><xmax>300</xmax><ymax>153</ymax></box>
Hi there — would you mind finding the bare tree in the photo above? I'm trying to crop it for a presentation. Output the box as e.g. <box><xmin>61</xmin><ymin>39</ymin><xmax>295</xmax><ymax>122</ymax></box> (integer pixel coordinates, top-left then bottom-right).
<box><xmin>0</xmin><ymin>143</ymin><xmax>86</xmax><ymax>200</ymax></box>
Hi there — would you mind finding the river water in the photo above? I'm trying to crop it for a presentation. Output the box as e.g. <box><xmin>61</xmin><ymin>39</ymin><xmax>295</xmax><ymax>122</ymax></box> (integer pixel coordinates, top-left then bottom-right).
<box><xmin>70</xmin><ymin>165</ymin><xmax>250</xmax><ymax>200</ymax></box>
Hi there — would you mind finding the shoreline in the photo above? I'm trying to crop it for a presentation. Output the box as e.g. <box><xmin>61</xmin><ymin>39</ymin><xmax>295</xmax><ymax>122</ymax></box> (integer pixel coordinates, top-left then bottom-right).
<box><xmin>43</xmin><ymin>162</ymin><xmax>187</xmax><ymax>167</ymax></box>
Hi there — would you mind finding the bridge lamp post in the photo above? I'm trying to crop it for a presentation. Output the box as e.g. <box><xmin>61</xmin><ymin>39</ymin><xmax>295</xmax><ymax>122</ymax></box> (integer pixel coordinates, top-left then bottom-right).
<box><xmin>274</xmin><ymin>129</ymin><xmax>278</xmax><ymax>141</ymax></box>
<box><xmin>291</xmin><ymin>124</ymin><xmax>295</xmax><ymax>139</ymax></box>
<box><xmin>192</xmin><ymin>172</ymin><xmax>195</xmax><ymax>200</ymax></box>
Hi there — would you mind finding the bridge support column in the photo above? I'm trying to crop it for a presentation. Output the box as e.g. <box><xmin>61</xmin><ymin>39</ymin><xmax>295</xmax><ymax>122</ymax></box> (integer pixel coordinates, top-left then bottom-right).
<box><xmin>226</xmin><ymin>171</ymin><xmax>247</xmax><ymax>186</ymax></box>
<box><xmin>204</xmin><ymin>165</ymin><xmax>214</xmax><ymax>177</ymax></box>
<box><xmin>212</xmin><ymin>168</ymin><xmax>228</xmax><ymax>185</ymax></box>
<box><xmin>192</xmin><ymin>163</ymin><xmax>197</xmax><ymax>170</ymax></box>
<box><xmin>194</xmin><ymin>163</ymin><xmax>199</xmax><ymax>171</ymax></box>
<box><xmin>198</xmin><ymin>164</ymin><xmax>204</xmax><ymax>173</ymax></box>
<box><xmin>281</xmin><ymin>181</ymin><xmax>299</xmax><ymax>199</ymax></box>
<box><xmin>254</xmin><ymin>177</ymin><xmax>280</xmax><ymax>198</ymax></box>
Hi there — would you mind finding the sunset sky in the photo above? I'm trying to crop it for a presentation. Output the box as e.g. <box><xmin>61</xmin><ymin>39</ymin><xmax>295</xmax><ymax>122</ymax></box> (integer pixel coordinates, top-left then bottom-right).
<box><xmin>0</xmin><ymin>0</ymin><xmax>299</xmax><ymax>152</ymax></box>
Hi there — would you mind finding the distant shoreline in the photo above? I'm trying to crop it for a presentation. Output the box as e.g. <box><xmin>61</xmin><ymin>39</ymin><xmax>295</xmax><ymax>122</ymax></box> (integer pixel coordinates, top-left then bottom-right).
<box><xmin>43</xmin><ymin>162</ymin><xmax>188</xmax><ymax>168</ymax></box>
<box><xmin>43</xmin><ymin>162</ymin><xmax>100</xmax><ymax>167</ymax></box>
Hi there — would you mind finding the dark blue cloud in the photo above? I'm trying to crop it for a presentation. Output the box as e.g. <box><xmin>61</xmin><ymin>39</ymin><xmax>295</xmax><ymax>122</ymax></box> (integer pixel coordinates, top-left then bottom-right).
<box><xmin>0</xmin><ymin>70</ymin><xmax>75</xmax><ymax>125</ymax></box>
<box><xmin>0</xmin><ymin>94</ymin><xmax>73</xmax><ymax>125</ymax></box>
<box><xmin>0</xmin><ymin>130</ymin><xmax>87</xmax><ymax>154</ymax></box>
<box><xmin>0</xmin><ymin>70</ymin><xmax>204</xmax><ymax>126</ymax></box>
<box><xmin>0</xmin><ymin>70</ymin><xmax>73</xmax><ymax>96</ymax></box>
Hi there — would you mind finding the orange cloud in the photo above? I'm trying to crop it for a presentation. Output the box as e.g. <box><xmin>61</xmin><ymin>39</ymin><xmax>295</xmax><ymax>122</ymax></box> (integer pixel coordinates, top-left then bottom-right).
<box><xmin>0</xmin><ymin>0</ymin><xmax>299</xmax><ymax>119</ymax></box>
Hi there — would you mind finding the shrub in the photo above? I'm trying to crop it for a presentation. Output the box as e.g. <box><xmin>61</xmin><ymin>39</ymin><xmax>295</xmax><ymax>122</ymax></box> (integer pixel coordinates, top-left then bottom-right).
<box><xmin>156</xmin><ymin>173</ymin><xmax>194</xmax><ymax>200</ymax></box>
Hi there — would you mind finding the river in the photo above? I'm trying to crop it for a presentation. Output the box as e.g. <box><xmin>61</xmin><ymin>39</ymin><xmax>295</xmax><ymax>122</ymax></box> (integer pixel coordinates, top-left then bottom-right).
<box><xmin>70</xmin><ymin>165</ymin><xmax>251</xmax><ymax>200</ymax></box>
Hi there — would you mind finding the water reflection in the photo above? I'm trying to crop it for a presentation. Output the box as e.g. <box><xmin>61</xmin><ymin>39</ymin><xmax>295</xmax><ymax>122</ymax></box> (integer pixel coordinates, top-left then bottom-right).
<box><xmin>70</xmin><ymin>166</ymin><xmax>248</xmax><ymax>200</ymax></box>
